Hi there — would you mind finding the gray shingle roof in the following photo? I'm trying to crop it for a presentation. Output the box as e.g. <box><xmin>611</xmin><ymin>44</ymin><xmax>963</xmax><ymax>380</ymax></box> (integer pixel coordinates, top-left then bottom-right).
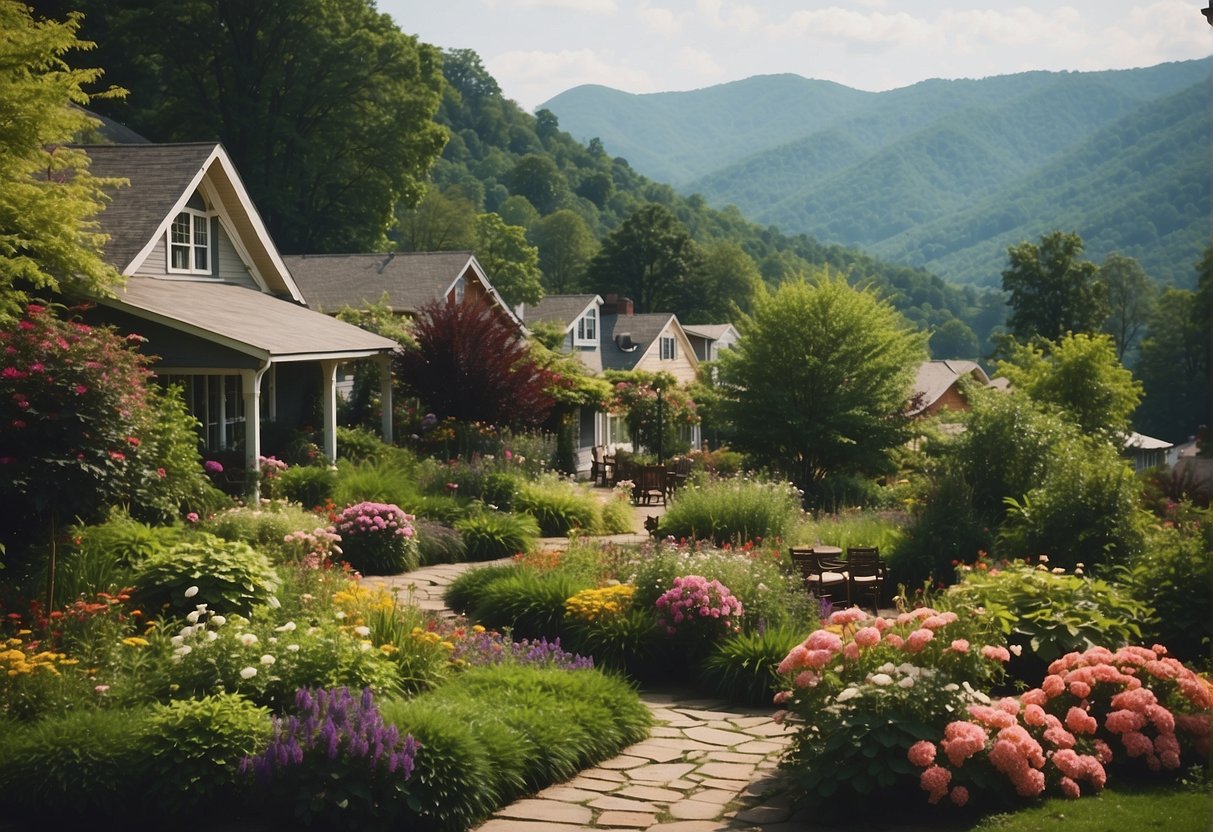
<box><xmin>283</xmin><ymin>251</ymin><xmax>476</xmax><ymax>314</ymax></box>
<box><xmin>521</xmin><ymin>294</ymin><xmax>600</xmax><ymax>329</ymax></box>
<box><xmin>910</xmin><ymin>360</ymin><xmax>990</xmax><ymax>415</ymax></box>
<box><xmin>101</xmin><ymin>277</ymin><xmax>397</xmax><ymax>359</ymax></box>
<box><xmin>80</xmin><ymin>143</ymin><xmax>219</xmax><ymax>274</ymax></box>
<box><xmin>682</xmin><ymin>323</ymin><xmax>734</xmax><ymax>341</ymax></box>
<box><xmin>600</xmin><ymin>313</ymin><xmax>675</xmax><ymax>371</ymax></box>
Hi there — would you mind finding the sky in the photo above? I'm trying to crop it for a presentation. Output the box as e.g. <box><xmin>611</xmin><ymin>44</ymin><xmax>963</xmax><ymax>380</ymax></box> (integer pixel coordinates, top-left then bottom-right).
<box><xmin>383</xmin><ymin>1</ymin><xmax>1212</xmax><ymax>112</ymax></box>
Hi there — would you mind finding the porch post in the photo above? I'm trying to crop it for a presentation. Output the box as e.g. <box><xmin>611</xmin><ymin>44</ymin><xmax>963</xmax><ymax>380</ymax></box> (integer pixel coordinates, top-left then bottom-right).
<box><xmin>377</xmin><ymin>354</ymin><xmax>393</xmax><ymax>444</ymax></box>
<box><xmin>241</xmin><ymin>366</ymin><xmax>267</xmax><ymax>500</ymax></box>
<box><xmin>320</xmin><ymin>359</ymin><xmax>339</xmax><ymax>463</ymax></box>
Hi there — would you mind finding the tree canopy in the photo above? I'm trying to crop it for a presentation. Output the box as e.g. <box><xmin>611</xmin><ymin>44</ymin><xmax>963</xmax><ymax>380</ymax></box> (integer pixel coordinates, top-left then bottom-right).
<box><xmin>49</xmin><ymin>0</ymin><xmax>447</xmax><ymax>254</ymax></box>
<box><xmin>584</xmin><ymin>203</ymin><xmax>702</xmax><ymax>315</ymax></box>
<box><xmin>473</xmin><ymin>213</ymin><xmax>543</xmax><ymax>308</ymax></box>
<box><xmin>716</xmin><ymin>271</ymin><xmax>927</xmax><ymax>499</ymax></box>
<box><xmin>1002</xmin><ymin>231</ymin><xmax>1107</xmax><ymax>342</ymax></box>
<box><xmin>1099</xmin><ymin>253</ymin><xmax>1155</xmax><ymax>362</ymax></box>
<box><xmin>0</xmin><ymin>2</ymin><xmax>124</xmax><ymax>323</ymax></box>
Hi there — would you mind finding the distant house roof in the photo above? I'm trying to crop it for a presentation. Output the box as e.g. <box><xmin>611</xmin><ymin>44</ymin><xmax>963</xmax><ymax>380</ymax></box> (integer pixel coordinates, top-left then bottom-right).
<box><xmin>521</xmin><ymin>294</ymin><xmax>601</xmax><ymax>330</ymax></box>
<box><xmin>1123</xmin><ymin>432</ymin><xmax>1174</xmax><ymax>452</ymax></box>
<box><xmin>282</xmin><ymin>251</ymin><xmax>523</xmax><ymax>328</ymax></box>
<box><xmin>600</xmin><ymin>312</ymin><xmax>678</xmax><ymax>372</ymax></box>
<box><xmin>910</xmin><ymin>360</ymin><xmax>992</xmax><ymax>416</ymax></box>
<box><xmin>682</xmin><ymin>323</ymin><xmax>735</xmax><ymax>341</ymax></box>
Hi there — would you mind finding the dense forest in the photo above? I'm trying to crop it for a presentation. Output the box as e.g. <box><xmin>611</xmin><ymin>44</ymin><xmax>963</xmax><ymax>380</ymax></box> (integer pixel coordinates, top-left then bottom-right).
<box><xmin>544</xmin><ymin>61</ymin><xmax>1209</xmax><ymax>290</ymax></box>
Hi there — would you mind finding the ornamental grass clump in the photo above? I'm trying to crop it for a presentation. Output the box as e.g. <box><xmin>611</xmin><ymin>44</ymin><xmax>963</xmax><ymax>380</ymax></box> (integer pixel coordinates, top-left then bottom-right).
<box><xmin>241</xmin><ymin>686</ymin><xmax>420</xmax><ymax>830</ymax></box>
<box><xmin>331</xmin><ymin>501</ymin><xmax>418</xmax><ymax>575</ymax></box>
<box><xmin>905</xmin><ymin>644</ymin><xmax>1213</xmax><ymax>810</ymax></box>
<box><xmin>657</xmin><ymin>477</ymin><xmax>802</xmax><ymax>547</ymax></box>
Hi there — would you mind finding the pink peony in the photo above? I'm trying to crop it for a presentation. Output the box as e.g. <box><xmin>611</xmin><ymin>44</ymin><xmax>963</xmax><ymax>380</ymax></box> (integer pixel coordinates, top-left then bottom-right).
<box><xmin>906</xmin><ymin>628</ymin><xmax>934</xmax><ymax>653</ymax></box>
<box><xmin>828</xmin><ymin>607</ymin><xmax>867</xmax><ymax>626</ymax></box>
<box><xmin>941</xmin><ymin>720</ymin><xmax>988</xmax><ymax>767</ymax></box>
<box><xmin>981</xmin><ymin>644</ymin><xmax>1011</xmax><ymax>663</ymax></box>
<box><xmin>804</xmin><ymin>629</ymin><xmax>843</xmax><ymax>653</ymax></box>
<box><xmin>949</xmin><ymin>638</ymin><xmax>971</xmax><ymax>653</ymax></box>
<box><xmin>854</xmin><ymin>626</ymin><xmax>881</xmax><ymax>648</ymax></box>
<box><xmin>1058</xmin><ymin>776</ymin><xmax>1081</xmax><ymax>799</ymax></box>
<box><xmin>919</xmin><ymin>765</ymin><xmax>951</xmax><ymax>804</ymax></box>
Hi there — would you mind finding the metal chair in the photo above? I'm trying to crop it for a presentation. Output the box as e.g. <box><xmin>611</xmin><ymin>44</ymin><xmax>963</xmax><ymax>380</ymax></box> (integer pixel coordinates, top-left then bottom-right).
<box><xmin>846</xmin><ymin>546</ymin><xmax>886</xmax><ymax>614</ymax></box>
<box><xmin>789</xmin><ymin>546</ymin><xmax>848</xmax><ymax>603</ymax></box>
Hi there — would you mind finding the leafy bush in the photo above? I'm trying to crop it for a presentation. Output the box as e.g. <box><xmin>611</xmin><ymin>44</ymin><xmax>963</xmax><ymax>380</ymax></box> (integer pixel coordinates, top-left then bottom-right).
<box><xmin>455</xmin><ymin>511</ymin><xmax>539</xmax><ymax>561</ymax></box>
<box><xmin>145</xmin><ymin>693</ymin><xmax>271</xmax><ymax>816</ymax></box>
<box><xmin>331</xmin><ymin>502</ymin><xmax>419</xmax><ymax>575</ymax></box>
<box><xmin>404</xmin><ymin>494</ymin><xmax>468</xmax><ymax>525</ymax></box>
<box><xmin>563</xmin><ymin>606</ymin><xmax>660</xmax><ymax>674</ymax></box>
<box><xmin>515</xmin><ymin>476</ymin><xmax>597</xmax><ymax>535</ymax></box>
<box><xmin>202</xmin><ymin>501</ymin><xmax>323</xmax><ymax>563</ymax></box>
<box><xmin>332</xmin><ymin>459</ymin><xmax>419</xmax><ymax>508</ymax></box>
<box><xmin>0</xmin><ymin>706</ymin><xmax>154</xmax><ymax>820</ymax></box>
<box><xmin>443</xmin><ymin>563</ymin><xmax>523</xmax><ymax>615</ymax></box>
<box><xmin>470</xmin><ymin>569</ymin><xmax>591</xmax><ymax>639</ymax></box>
<box><xmin>132</xmin><ymin>534</ymin><xmax>279</xmax><ymax>618</ymax></box>
<box><xmin>35</xmin><ymin>513</ymin><xmax>184</xmax><ymax>604</ymax></box>
<box><xmin>699</xmin><ymin>625</ymin><xmax>806</xmax><ymax>706</ymax></box>
<box><xmin>890</xmin><ymin>463</ymin><xmax>991</xmax><ymax>588</ymax></box>
<box><xmin>595</xmin><ymin>493</ymin><xmax>635</xmax><ymax>534</ymax></box>
<box><xmin>481</xmin><ymin>471</ymin><xmax>521</xmax><ymax>511</ymax></box>
<box><xmin>414</xmin><ymin>519</ymin><xmax>466</xmax><ymax>566</ymax></box>
<box><xmin>336</xmin><ymin>425</ymin><xmax>395</xmax><ymax>463</ymax></box>
<box><xmin>944</xmin><ymin>557</ymin><xmax>1152</xmax><ymax>685</ymax></box>
<box><xmin>277</xmin><ymin>464</ymin><xmax>338</xmax><ymax>509</ymax></box>
<box><xmin>657</xmin><ymin>477</ymin><xmax>801</xmax><ymax>547</ymax></box>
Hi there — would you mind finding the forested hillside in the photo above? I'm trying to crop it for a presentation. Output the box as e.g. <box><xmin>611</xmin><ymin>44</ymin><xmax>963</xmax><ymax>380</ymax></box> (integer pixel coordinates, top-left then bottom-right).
<box><xmin>544</xmin><ymin>61</ymin><xmax>1208</xmax><ymax>289</ymax></box>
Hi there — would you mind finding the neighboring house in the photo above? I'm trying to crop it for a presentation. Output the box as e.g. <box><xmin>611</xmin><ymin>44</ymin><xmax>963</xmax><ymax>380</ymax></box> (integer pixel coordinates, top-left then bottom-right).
<box><xmin>682</xmin><ymin>323</ymin><xmax>739</xmax><ymax>364</ymax></box>
<box><xmin>79</xmin><ymin>142</ymin><xmax>399</xmax><ymax>482</ymax></box>
<box><xmin>518</xmin><ymin>293</ymin><xmax>700</xmax><ymax>473</ymax></box>
<box><xmin>908</xmin><ymin>360</ymin><xmax>999</xmax><ymax>418</ymax></box>
<box><xmin>282</xmin><ymin>251</ymin><xmax>522</xmax><ymax>329</ymax></box>
<box><xmin>1122</xmin><ymin>432</ymin><xmax>1174</xmax><ymax>472</ymax></box>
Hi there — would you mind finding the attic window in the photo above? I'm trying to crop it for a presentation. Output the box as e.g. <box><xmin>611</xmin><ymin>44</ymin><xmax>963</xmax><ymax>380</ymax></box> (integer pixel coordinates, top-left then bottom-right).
<box><xmin>574</xmin><ymin>308</ymin><xmax>597</xmax><ymax>346</ymax></box>
<box><xmin>452</xmin><ymin>276</ymin><xmax>466</xmax><ymax>303</ymax></box>
<box><xmin>660</xmin><ymin>336</ymin><xmax>676</xmax><ymax>360</ymax></box>
<box><xmin>167</xmin><ymin>207</ymin><xmax>211</xmax><ymax>275</ymax></box>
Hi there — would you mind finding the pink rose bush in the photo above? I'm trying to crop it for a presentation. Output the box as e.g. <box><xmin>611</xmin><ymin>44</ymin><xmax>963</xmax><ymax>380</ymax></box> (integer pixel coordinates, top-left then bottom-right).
<box><xmin>329</xmin><ymin>502</ymin><xmax>417</xmax><ymax>576</ymax></box>
<box><xmin>906</xmin><ymin>644</ymin><xmax>1213</xmax><ymax>809</ymax></box>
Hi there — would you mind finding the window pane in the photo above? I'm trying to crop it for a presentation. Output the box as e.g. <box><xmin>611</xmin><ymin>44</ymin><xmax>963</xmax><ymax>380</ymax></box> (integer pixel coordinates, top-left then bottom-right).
<box><xmin>171</xmin><ymin>213</ymin><xmax>190</xmax><ymax>244</ymax></box>
<box><xmin>193</xmin><ymin>214</ymin><xmax>208</xmax><ymax>245</ymax></box>
<box><xmin>194</xmin><ymin>245</ymin><xmax>208</xmax><ymax>271</ymax></box>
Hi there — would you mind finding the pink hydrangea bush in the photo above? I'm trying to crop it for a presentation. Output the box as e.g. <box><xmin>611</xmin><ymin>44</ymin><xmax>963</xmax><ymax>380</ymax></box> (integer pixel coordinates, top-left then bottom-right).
<box><xmin>774</xmin><ymin>605</ymin><xmax>1010</xmax><ymax>808</ymax></box>
<box><xmin>654</xmin><ymin>574</ymin><xmax>744</xmax><ymax>646</ymax></box>
<box><xmin>907</xmin><ymin>644</ymin><xmax>1213</xmax><ymax>808</ymax></box>
<box><xmin>329</xmin><ymin>502</ymin><xmax>417</xmax><ymax>576</ymax></box>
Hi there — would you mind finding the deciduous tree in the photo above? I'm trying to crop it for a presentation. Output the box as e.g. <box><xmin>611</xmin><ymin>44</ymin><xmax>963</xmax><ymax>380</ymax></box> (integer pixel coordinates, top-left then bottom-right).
<box><xmin>1002</xmin><ymin>231</ymin><xmax>1106</xmax><ymax>342</ymax></box>
<box><xmin>1099</xmin><ymin>253</ymin><xmax>1156</xmax><ymax>362</ymax></box>
<box><xmin>1135</xmin><ymin>284</ymin><xmax>1209</xmax><ymax>443</ymax></box>
<box><xmin>530</xmin><ymin>209</ymin><xmax>597</xmax><ymax>294</ymax></box>
<box><xmin>716</xmin><ymin>271</ymin><xmax>927</xmax><ymax>498</ymax></box>
<box><xmin>585</xmin><ymin>203</ymin><xmax>702</xmax><ymax>315</ymax></box>
<box><xmin>473</xmin><ymin>213</ymin><xmax>543</xmax><ymax>307</ymax></box>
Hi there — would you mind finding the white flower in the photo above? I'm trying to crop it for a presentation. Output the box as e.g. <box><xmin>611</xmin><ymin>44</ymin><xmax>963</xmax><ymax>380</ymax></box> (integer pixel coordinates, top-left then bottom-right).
<box><xmin>1038</xmin><ymin>554</ymin><xmax>1049</xmax><ymax>564</ymax></box>
<box><xmin>836</xmin><ymin>687</ymin><xmax>861</xmax><ymax>703</ymax></box>
<box><xmin>268</xmin><ymin>636</ymin><xmax>278</xmax><ymax>644</ymax></box>
<box><xmin>260</xmin><ymin>654</ymin><xmax>276</xmax><ymax>666</ymax></box>
<box><xmin>186</xmin><ymin>610</ymin><xmax>201</xmax><ymax>624</ymax></box>
<box><xmin>1009</xmin><ymin>644</ymin><xmax>1023</xmax><ymax>656</ymax></box>
<box><xmin>239</xmin><ymin>633</ymin><xmax>258</xmax><ymax>647</ymax></box>
<box><xmin>1052</xmin><ymin>567</ymin><xmax>1066</xmax><ymax>575</ymax></box>
<box><xmin>195</xmin><ymin>603</ymin><xmax>208</xmax><ymax>612</ymax></box>
<box><xmin>210</xmin><ymin>615</ymin><xmax>226</xmax><ymax>626</ymax></box>
<box><xmin>358</xmin><ymin>641</ymin><xmax>372</xmax><ymax>652</ymax></box>
<box><xmin>239</xmin><ymin>666</ymin><xmax>257</xmax><ymax>679</ymax></box>
<box><xmin>877</xmin><ymin>663</ymin><xmax>896</xmax><ymax>674</ymax></box>
<box><xmin>170</xmin><ymin>635</ymin><xmax>185</xmax><ymax>647</ymax></box>
<box><xmin>869</xmin><ymin>673</ymin><xmax>894</xmax><ymax>686</ymax></box>
<box><xmin>897</xmin><ymin>677</ymin><xmax>915</xmax><ymax>689</ymax></box>
<box><xmin>275</xmin><ymin>621</ymin><xmax>297</xmax><ymax>633</ymax></box>
<box><xmin>174</xmin><ymin>645</ymin><xmax>192</xmax><ymax>658</ymax></box>
<box><xmin>206</xmin><ymin>631</ymin><xmax>218</xmax><ymax>642</ymax></box>
<box><xmin>184</xmin><ymin>586</ymin><xmax>199</xmax><ymax>598</ymax></box>
<box><xmin>267</xmin><ymin>596</ymin><xmax>281</xmax><ymax>609</ymax></box>
<box><xmin>286</xmin><ymin>644</ymin><xmax>300</xmax><ymax>652</ymax></box>
<box><xmin>335</xmin><ymin>611</ymin><xmax>347</xmax><ymax>620</ymax></box>
<box><xmin>354</xmin><ymin>625</ymin><xmax>371</xmax><ymax>637</ymax></box>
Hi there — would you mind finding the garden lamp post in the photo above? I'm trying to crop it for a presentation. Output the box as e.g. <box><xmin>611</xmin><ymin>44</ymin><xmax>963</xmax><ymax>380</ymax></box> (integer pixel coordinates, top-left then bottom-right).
<box><xmin>655</xmin><ymin>383</ymin><xmax>665</xmax><ymax>466</ymax></box>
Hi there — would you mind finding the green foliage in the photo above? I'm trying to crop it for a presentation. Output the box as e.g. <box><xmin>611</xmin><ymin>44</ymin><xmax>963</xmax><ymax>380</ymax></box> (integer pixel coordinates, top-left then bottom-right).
<box><xmin>717</xmin><ymin>272</ymin><xmax>927</xmax><ymax>499</ymax></box>
<box><xmin>413</xmin><ymin>519</ymin><xmax>466</xmax><ymax>566</ymax></box>
<box><xmin>946</xmin><ymin>558</ymin><xmax>1151</xmax><ymax>682</ymax></box>
<box><xmin>0</xmin><ymin>706</ymin><xmax>153</xmax><ymax>820</ymax></box>
<box><xmin>335</xmin><ymin>425</ymin><xmax>396</xmax><ymax>463</ymax></box>
<box><xmin>443</xmin><ymin>562</ymin><xmax>523</xmax><ymax>615</ymax></box>
<box><xmin>277</xmin><ymin>464</ymin><xmax>339</xmax><ymax>509</ymax></box>
<box><xmin>793</xmin><ymin>511</ymin><xmax>907</xmax><ymax>559</ymax></box>
<box><xmin>995</xmin><ymin>332</ymin><xmax>1142</xmax><ymax>440</ymax></box>
<box><xmin>1118</xmin><ymin>520</ymin><xmax>1213</xmax><ymax>665</ymax></box>
<box><xmin>595</xmin><ymin>494</ymin><xmax>635</xmax><ymax>535</ymax></box>
<box><xmin>1002</xmin><ymin>230</ymin><xmax>1107</xmax><ymax>342</ymax></box>
<box><xmin>202</xmin><ymin>502</ymin><xmax>324</xmax><ymax>563</ymax></box>
<box><xmin>49</xmin><ymin>512</ymin><xmax>183</xmax><ymax>602</ymax></box>
<box><xmin>333</xmin><ymin>458</ymin><xmax>419</xmax><ymax>508</ymax></box>
<box><xmin>0</xmin><ymin>3</ymin><xmax>124</xmax><ymax>323</ymax></box>
<box><xmin>469</xmin><ymin>569</ymin><xmax>591</xmax><ymax>639</ymax></box>
<box><xmin>698</xmin><ymin>625</ymin><xmax>806</xmax><ymax>706</ymax></box>
<box><xmin>585</xmin><ymin>203</ymin><xmax>703</xmax><ymax>314</ymax></box>
<box><xmin>530</xmin><ymin>208</ymin><xmax>596</xmax><ymax>293</ymax></box>
<box><xmin>474</xmin><ymin>211</ymin><xmax>543</xmax><ymax>307</ymax></box>
<box><xmin>455</xmin><ymin>511</ymin><xmax>539</xmax><ymax>561</ymax></box>
<box><xmin>132</xmin><ymin>533</ymin><xmax>278</xmax><ymax>618</ymax></box>
<box><xmin>514</xmin><ymin>476</ymin><xmax>598</xmax><ymax>536</ymax></box>
<box><xmin>606</xmin><ymin>370</ymin><xmax>698</xmax><ymax>459</ymax></box>
<box><xmin>132</xmin><ymin>382</ymin><xmax>225</xmax><ymax>523</ymax></box>
<box><xmin>890</xmin><ymin>463</ymin><xmax>991</xmax><ymax>588</ymax></box>
<box><xmin>1135</xmin><ymin>273</ymin><xmax>1210</xmax><ymax>444</ymax></box>
<box><xmin>658</xmin><ymin>477</ymin><xmax>802</xmax><ymax>547</ymax></box>
<box><xmin>144</xmin><ymin>694</ymin><xmax>270</xmax><ymax>816</ymax></box>
<box><xmin>563</xmin><ymin>607</ymin><xmax>660</xmax><ymax>674</ymax></box>
<box><xmin>1099</xmin><ymin>252</ymin><xmax>1156</xmax><ymax>361</ymax></box>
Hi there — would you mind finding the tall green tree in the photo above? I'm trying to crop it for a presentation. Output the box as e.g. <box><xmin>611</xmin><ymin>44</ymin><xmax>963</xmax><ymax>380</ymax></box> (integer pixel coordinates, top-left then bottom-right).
<box><xmin>0</xmin><ymin>2</ymin><xmax>124</xmax><ymax>322</ymax></box>
<box><xmin>51</xmin><ymin>0</ymin><xmax>447</xmax><ymax>253</ymax></box>
<box><xmin>995</xmin><ymin>332</ymin><xmax>1142</xmax><ymax>441</ymax></box>
<box><xmin>473</xmin><ymin>213</ymin><xmax>543</xmax><ymax>307</ymax></box>
<box><xmin>393</xmin><ymin>186</ymin><xmax>478</xmax><ymax>252</ymax></box>
<box><xmin>530</xmin><ymin>209</ymin><xmax>597</xmax><ymax>294</ymax></box>
<box><xmin>684</xmin><ymin>240</ymin><xmax>761</xmax><ymax>323</ymax></box>
<box><xmin>1135</xmin><ymin>285</ymin><xmax>1209</xmax><ymax>443</ymax></box>
<box><xmin>506</xmin><ymin>154</ymin><xmax>567</xmax><ymax>215</ymax></box>
<box><xmin>1002</xmin><ymin>231</ymin><xmax>1107</xmax><ymax>342</ymax></box>
<box><xmin>1099</xmin><ymin>253</ymin><xmax>1156</xmax><ymax>362</ymax></box>
<box><xmin>716</xmin><ymin>271</ymin><xmax>927</xmax><ymax>498</ymax></box>
<box><xmin>584</xmin><ymin>203</ymin><xmax>702</xmax><ymax>315</ymax></box>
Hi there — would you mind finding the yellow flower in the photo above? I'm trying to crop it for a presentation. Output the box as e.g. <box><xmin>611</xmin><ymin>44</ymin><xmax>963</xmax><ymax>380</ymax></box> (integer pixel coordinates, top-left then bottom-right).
<box><xmin>379</xmin><ymin>644</ymin><xmax>398</xmax><ymax>655</ymax></box>
<box><xmin>121</xmin><ymin>637</ymin><xmax>150</xmax><ymax>648</ymax></box>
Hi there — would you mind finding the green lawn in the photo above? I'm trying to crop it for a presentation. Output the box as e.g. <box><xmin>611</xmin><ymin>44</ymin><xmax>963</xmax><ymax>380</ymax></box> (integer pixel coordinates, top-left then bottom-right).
<box><xmin>971</xmin><ymin>783</ymin><xmax>1211</xmax><ymax>832</ymax></box>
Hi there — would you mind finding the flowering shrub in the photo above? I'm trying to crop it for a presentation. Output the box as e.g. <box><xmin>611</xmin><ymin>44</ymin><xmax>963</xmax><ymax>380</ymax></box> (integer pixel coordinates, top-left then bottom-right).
<box><xmin>907</xmin><ymin>644</ymin><xmax>1213</xmax><ymax>809</ymax></box>
<box><xmin>655</xmin><ymin>575</ymin><xmax>744</xmax><ymax>644</ymax></box>
<box><xmin>775</xmin><ymin>606</ymin><xmax>1010</xmax><ymax>809</ymax></box>
<box><xmin>241</xmin><ymin>686</ymin><xmax>420</xmax><ymax>828</ymax></box>
<box><xmin>330</xmin><ymin>502</ymin><xmax>417</xmax><ymax>575</ymax></box>
<box><xmin>564</xmin><ymin>584</ymin><xmax>635</xmax><ymax>625</ymax></box>
<box><xmin>607</xmin><ymin>371</ymin><xmax>699</xmax><ymax>458</ymax></box>
<box><xmin>258</xmin><ymin>455</ymin><xmax>288</xmax><ymax>499</ymax></box>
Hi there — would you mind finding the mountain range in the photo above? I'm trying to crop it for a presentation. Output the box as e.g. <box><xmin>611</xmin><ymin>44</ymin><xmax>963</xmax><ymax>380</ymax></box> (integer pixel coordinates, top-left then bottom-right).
<box><xmin>541</xmin><ymin>61</ymin><xmax>1210</xmax><ymax>289</ymax></box>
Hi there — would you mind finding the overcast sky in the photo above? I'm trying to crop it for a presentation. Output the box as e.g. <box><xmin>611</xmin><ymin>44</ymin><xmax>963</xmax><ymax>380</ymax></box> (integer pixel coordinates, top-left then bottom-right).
<box><xmin>383</xmin><ymin>1</ymin><xmax>1212</xmax><ymax>111</ymax></box>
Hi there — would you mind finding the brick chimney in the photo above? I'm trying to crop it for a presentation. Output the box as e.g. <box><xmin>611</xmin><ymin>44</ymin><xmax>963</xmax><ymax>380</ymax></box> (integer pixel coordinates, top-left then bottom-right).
<box><xmin>602</xmin><ymin>293</ymin><xmax>633</xmax><ymax>316</ymax></box>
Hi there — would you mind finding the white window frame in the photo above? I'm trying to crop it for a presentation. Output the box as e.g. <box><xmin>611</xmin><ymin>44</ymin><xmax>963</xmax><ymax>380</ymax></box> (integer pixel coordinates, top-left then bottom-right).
<box><xmin>452</xmin><ymin>276</ymin><xmax>466</xmax><ymax>303</ymax></box>
<box><xmin>659</xmin><ymin>336</ymin><xmax>676</xmax><ymax>360</ymax></box>
<box><xmin>167</xmin><ymin>207</ymin><xmax>213</xmax><ymax>275</ymax></box>
<box><xmin>574</xmin><ymin>308</ymin><xmax>597</xmax><ymax>346</ymax></box>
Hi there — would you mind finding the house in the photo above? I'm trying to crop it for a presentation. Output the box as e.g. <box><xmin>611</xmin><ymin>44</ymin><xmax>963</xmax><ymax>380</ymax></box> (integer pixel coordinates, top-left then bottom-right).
<box><xmin>908</xmin><ymin>360</ymin><xmax>1001</xmax><ymax>418</ymax></box>
<box><xmin>682</xmin><ymin>323</ymin><xmax>739</xmax><ymax>364</ymax></box>
<box><xmin>517</xmin><ymin>293</ymin><xmax>700</xmax><ymax>473</ymax></box>
<box><xmin>1122</xmin><ymin>432</ymin><xmax>1174</xmax><ymax>472</ymax></box>
<box><xmin>282</xmin><ymin>251</ymin><xmax>522</xmax><ymax>329</ymax></box>
<box><xmin>78</xmin><ymin>142</ymin><xmax>399</xmax><ymax>481</ymax></box>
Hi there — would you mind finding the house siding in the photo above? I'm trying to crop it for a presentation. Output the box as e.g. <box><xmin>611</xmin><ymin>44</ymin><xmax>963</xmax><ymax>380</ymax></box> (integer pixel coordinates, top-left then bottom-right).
<box><xmin>630</xmin><ymin>324</ymin><xmax>697</xmax><ymax>383</ymax></box>
<box><xmin>134</xmin><ymin>221</ymin><xmax>258</xmax><ymax>289</ymax></box>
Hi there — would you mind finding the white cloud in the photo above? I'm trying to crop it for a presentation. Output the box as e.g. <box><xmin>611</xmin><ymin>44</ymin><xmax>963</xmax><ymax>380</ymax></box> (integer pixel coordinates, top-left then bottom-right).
<box><xmin>636</xmin><ymin>2</ymin><xmax>682</xmax><ymax>34</ymax></box>
<box><xmin>940</xmin><ymin>6</ymin><xmax>1087</xmax><ymax>51</ymax></box>
<box><xmin>501</xmin><ymin>0</ymin><xmax>617</xmax><ymax>11</ymax></box>
<box><xmin>675</xmin><ymin>46</ymin><xmax>724</xmax><ymax>78</ymax></box>
<box><xmin>489</xmin><ymin>48</ymin><xmax>653</xmax><ymax>107</ymax></box>
<box><xmin>770</xmin><ymin>7</ymin><xmax>935</xmax><ymax>47</ymax></box>
<box><xmin>696</xmin><ymin>0</ymin><xmax>762</xmax><ymax>31</ymax></box>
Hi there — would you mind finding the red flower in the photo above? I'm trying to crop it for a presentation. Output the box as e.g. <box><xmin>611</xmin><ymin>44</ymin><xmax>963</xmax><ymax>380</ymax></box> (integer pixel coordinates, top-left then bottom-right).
<box><xmin>108</xmin><ymin>451</ymin><xmax>125</xmax><ymax>461</ymax></box>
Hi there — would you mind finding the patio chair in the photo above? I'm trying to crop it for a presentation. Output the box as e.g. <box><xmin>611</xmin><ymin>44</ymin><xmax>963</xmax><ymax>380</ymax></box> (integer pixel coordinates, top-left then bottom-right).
<box><xmin>632</xmin><ymin>465</ymin><xmax>667</xmax><ymax>506</ymax></box>
<box><xmin>590</xmin><ymin>445</ymin><xmax>611</xmax><ymax>487</ymax></box>
<box><xmin>789</xmin><ymin>546</ymin><xmax>848</xmax><ymax>603</ymax></box>
<box><xmin>664</xmin><ymin>456</ymin><xmax>693</xmax><ymax>500</ymax></box>
<box><xmin>846</xmin><ymin>546</ymin><xmax>886</xmax><ymax>614</ymax></box>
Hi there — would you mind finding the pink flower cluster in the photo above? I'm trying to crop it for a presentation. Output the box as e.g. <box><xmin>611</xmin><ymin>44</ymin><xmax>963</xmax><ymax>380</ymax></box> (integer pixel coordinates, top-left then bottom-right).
<box><xmin>654</xmin><ymin>575</ymin><xmax>743</xmax><ymax>636</ymax></box>
<box><xmin>332</xmin><ymin>501</ymin><xmax>415</xmax><ymax>540</ymax></box>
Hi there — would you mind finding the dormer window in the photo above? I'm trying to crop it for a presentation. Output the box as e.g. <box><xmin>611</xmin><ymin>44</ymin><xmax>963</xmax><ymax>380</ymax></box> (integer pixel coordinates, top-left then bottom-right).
<box><xmin>168</xmin><ymin>207</ymin><xmax>211</xmax><ymax>275</ymax></box>
<box><xmin>575</xmin><ymin>308</ymin><xmax>597</xmax><ymax>346</ymax></box>
<box><xmin>660</xmin><ymin>336</ymin><xmax>676</xmax><ymax>360</ymax></box>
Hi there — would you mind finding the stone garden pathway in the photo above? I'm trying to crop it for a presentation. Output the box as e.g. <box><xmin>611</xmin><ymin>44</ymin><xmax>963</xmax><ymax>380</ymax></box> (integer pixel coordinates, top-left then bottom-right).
<box><xmin>360</xmin><ymin>494</ymin><xmax>822</xmax><ymax>832</ymax></box>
